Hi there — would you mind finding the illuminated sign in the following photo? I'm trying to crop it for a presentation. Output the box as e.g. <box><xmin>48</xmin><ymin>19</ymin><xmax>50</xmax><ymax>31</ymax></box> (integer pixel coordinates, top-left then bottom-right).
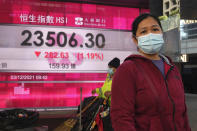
<box><xmin>0</xmin><ymin>24</ymin><xmax>136</xmax><ymax>72</ymax></box>
<box><xmin>0</xmin><ymin>0</ymin><xmax>146</xmax><ymax>109</ymax></box>
<box><xmin>0</xmin><ymin>0</ymin><xmax>142</xmax><ymax>30</ymax></box>
<box><xmin>19</xmin><ymin>14</ymin><xmax>68</xmax><ymax>24</ymax></box>
<box><xmin>180</xmin><ymin>54</ymin><xmax>188</xmax><ymax>62</ymax></box>
<box><xmin>181</xmin><ymin>19</ymin><xmax>197</xmax><ymax>25</ymax></box>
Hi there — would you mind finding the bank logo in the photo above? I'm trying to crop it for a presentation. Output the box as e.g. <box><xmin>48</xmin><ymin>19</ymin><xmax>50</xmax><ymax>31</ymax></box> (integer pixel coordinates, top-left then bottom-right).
<box><xmin>75</xmin><ymin>17</ymin><xmax>83</xmax><ymax>25</ymax></box>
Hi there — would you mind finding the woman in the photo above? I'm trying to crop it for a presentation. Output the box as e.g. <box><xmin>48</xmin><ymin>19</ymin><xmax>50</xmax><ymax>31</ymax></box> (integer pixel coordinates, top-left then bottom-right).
<box><xmin>110</xmin><ymin>13</ymin><xmax>191</xmax><ymax>131</ymax></box>
<box><xmin>92</xmin><ymin>57</ymin><xmax>120</xmax><ymax>105</ymax></box>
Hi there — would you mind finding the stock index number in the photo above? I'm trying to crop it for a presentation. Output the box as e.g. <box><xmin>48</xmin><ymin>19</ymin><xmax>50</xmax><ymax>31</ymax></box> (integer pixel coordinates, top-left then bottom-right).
<box><xmin>21</xmin><ymin>30</ymin><xmax>105</xmax><ymax>48</ymax></box>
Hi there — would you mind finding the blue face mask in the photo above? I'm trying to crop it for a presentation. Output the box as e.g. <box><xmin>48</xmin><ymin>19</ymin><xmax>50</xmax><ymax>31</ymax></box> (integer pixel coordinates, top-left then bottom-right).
<box><xmin>108</xmin><ymin>68</ymin><xmax>114</xmax><ymax>76</ymax></box>
<box><xmin>137</xmin><ymin>33</ymin><xmax>164</xmax><ymax>54</ymax></box>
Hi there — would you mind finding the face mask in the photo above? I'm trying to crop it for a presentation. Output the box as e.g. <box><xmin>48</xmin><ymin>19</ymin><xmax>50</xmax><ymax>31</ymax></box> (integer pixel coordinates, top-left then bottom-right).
<box><xmin>108</xmin><ymin>68</ymin><xmax>114</xmax><ymax>76</ymax></box>
<box><xmin>137</xmin><ymin>33</ymin><xmax>164</xmax><ymax>54</ymax></box>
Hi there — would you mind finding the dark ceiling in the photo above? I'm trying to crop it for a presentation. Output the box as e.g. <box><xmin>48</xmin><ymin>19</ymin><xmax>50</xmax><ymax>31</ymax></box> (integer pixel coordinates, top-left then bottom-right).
<box><xmin>46</xmin><ymin>0</ymin><xmax>149</xmax><ymax>8</ymax></box>
<box><xmin>180</xmin><ymin>0</ymin><xmax>197</xmax><ymax>19</ymax></box>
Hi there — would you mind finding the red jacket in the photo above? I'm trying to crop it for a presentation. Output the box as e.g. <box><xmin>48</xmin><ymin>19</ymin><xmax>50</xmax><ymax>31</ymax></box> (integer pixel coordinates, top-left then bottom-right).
<box><xmin>111</xmin><ymin>54</ymin><xmax>191</xmax><ymax>131</ymax></box>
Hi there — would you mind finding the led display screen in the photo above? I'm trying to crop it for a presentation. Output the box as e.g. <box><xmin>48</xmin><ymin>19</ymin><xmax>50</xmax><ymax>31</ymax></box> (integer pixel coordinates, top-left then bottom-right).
<box><xmin>0</xmin><ymin>0</ymin><xmax>149</xmax><ymax>109</ymax></box>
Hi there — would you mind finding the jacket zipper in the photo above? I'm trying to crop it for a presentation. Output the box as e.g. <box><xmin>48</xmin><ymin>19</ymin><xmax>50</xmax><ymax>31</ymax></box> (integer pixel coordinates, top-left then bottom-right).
<box><xmin>151</xmin><ymin>61</ymin><xmax>177</xmax><ymax>131</ymax></box>
<box><xmin>165</xmin><ymin>66</ymin><xmax>177</xmax><ymax>131</ymax></box>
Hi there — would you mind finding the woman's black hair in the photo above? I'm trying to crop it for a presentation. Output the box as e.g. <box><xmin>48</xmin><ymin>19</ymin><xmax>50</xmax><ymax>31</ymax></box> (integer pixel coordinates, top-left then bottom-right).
<box><xmin>132</xmin><ymin>13</ymin><xmax>162</xmax><ymax>37</ymax></box>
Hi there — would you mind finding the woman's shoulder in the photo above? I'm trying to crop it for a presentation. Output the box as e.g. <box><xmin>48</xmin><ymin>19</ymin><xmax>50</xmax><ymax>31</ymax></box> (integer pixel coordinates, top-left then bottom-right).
<box><xmin>120</xmin><ymin>54</ymin><xmax>147</xmax><ymax>67</ymax></box>
<box><xmin>116</xmin><ymin>55</ymin><xmax>143</xmax><ymax>75</ymax></box>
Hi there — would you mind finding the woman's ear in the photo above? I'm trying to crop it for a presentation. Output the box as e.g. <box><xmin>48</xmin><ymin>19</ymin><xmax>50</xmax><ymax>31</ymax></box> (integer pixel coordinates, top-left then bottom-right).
<box><xmin>132</xmin><ymin>35</ymin><xmax>138</xmax><ymax>46</ymax></box>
